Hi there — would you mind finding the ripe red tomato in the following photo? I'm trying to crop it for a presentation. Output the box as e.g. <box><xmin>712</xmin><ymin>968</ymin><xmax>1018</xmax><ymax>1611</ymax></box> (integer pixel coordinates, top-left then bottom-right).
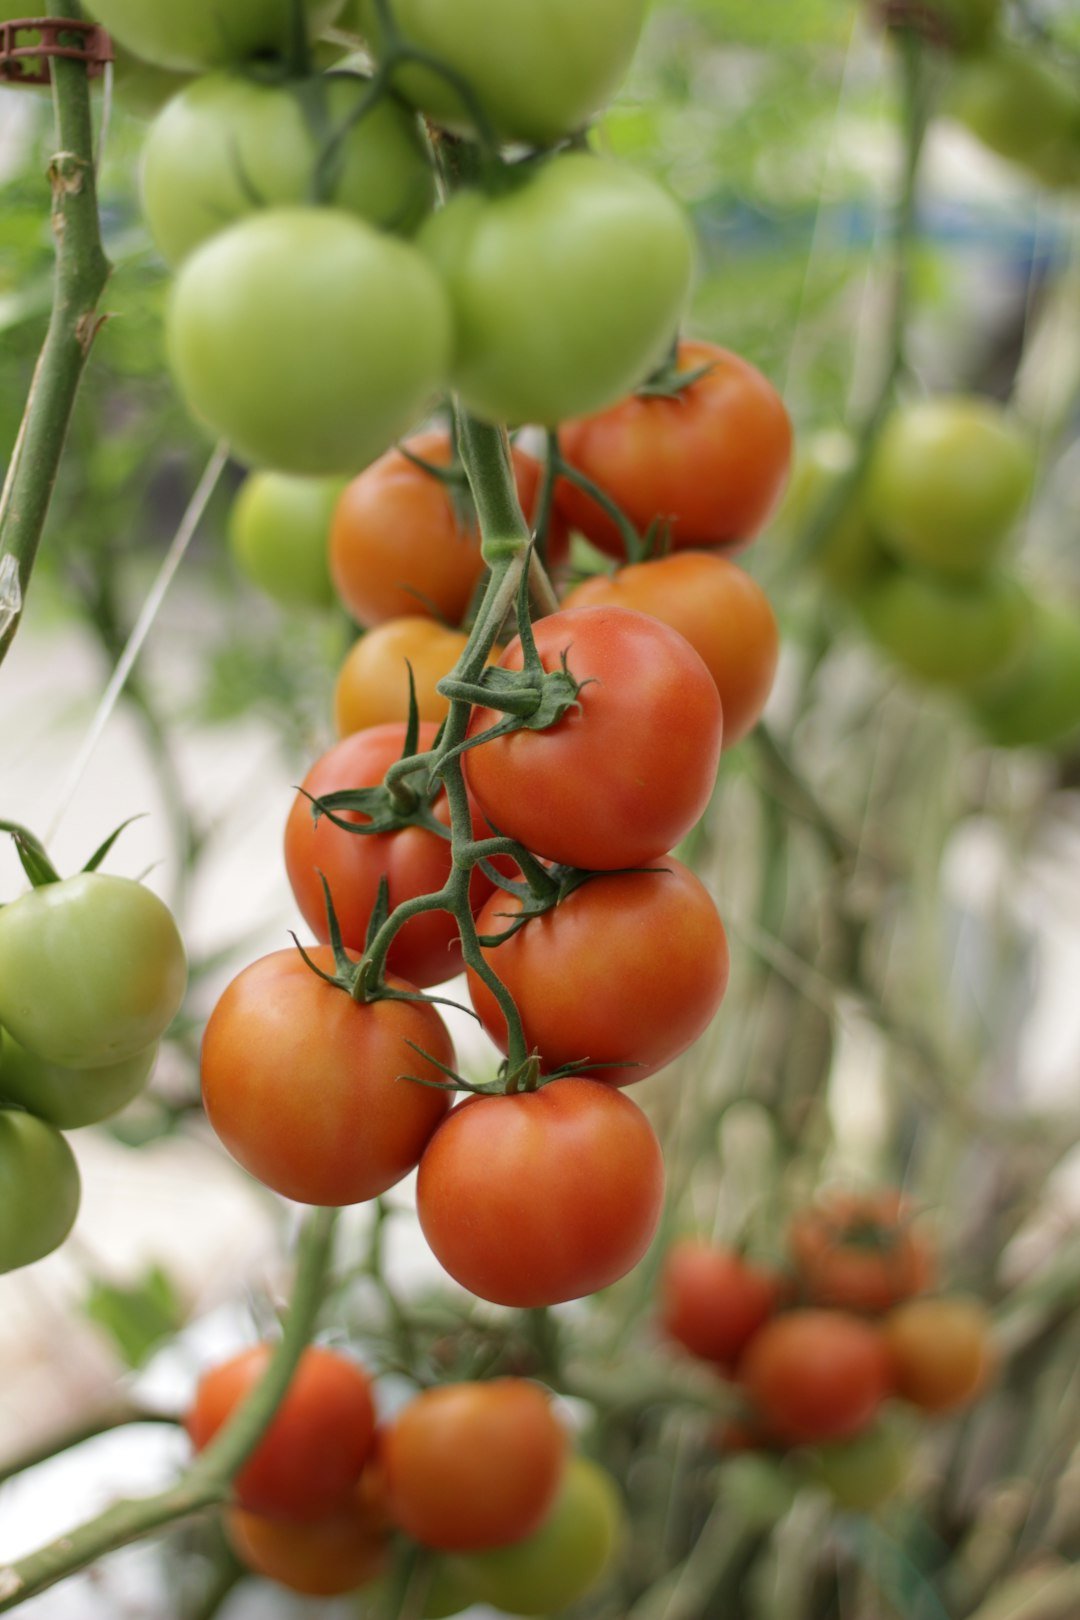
<box><xmin>789</xmin><ymin>1189</ymin><xmax>935</xmax><ymax>1314</ymax></box>
<box><xmin>463</xmin><ymin>607</ymin><xmax>723</xmax><ymax>871</ymax></box>
<box><xmin>556</xmin><ymin>342</ymin><xmax>792</xmax><ymax>556</ymax></box>
<box><xmin>417</xmin><ymin>1078</ymin><xmax>665</xmax><ymax>1307</ymax></box>
<box><xmin>187</xmin><ymin>1345</ymin><xmax>376</xmax><ymax>1522</ymax></box>
<box><xmin>284</xmin><ymin>722</ymin><xmax>483</xmax><ymax>989</ymax></box>
<box><xmin>226</xmin><ymin>1493</ymin><xmax>388</xmax><ymax>1597</ymax></box>
<box><xmin>200</xmin><ymin>947</ymin><xmax>452</xmax><ymax>1206</ymax></box>
<box><xmin>884</xmin><ymin>1297</ymin><xmax>995</xmax><ymax>1414</ymax></box>
<box><xmin>660</xmin><ymin>1240</ymin><xmax>782</xmax><ymax>1370</ymax></box>
<box><xmin>739</xmin><ymin>1310</ymin><xmax>893</xmax><ymax>1445</ymax></box>
<box><xmin>561</xmin><ymin>553</ymin><xmax>779</xmax><ymax>747</ymax></box>
<box><xmin>467</xmin><ymin>861</ymin><xmax>728</xmax><ymax>1084</ymax></box>
<box><xmin>382</xmin><ymin>1380</ymin><xmax>567</xmax><ymax>1552</ymax></box>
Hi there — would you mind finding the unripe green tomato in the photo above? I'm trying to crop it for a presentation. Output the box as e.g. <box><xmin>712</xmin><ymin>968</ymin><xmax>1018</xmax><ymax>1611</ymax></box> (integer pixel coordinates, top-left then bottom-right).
<box><xmin>0</xmin><ymin>874</ymin><xmax>187</xmax><ymax>1070</ymax></box>
<box><xmin>111</xmin><ymin>48</ymin><xmax>193</xmax><ymax>119</ymax></box>
<box><xmin>807</xmin><ymin>1416</ymin><xmax>912</xmax><ymax>1512</ymax></box>
<box><xmin>358</xmin><ymin>0</ymin><xmax>649</xmax><ymax>146</ymax></box>
<box><xmin>0</xmin><ymin>1110</ymin><xmax>81</xmax><ymax>1274</ymax></box>
<box><xmin>420</xmin><ymin>1561</ymin><xmax>489</xmax><ymax>1619</ymax></box>
<box><xmin>720</xmin><ymin>1454</ymin><xmax>800</xmax><ymax>1531</ymax></box>
<box><xmin>167</xmin><ymin>208</ymin><xmax>451</xmax><ymax>476</ymax></box>
<box><xmin>460</xmin><ymin>1456</ymin><xmax>624</xmax><ymax>1616</ymax></box>
<box><xmin>420</xmin><ymin>153</ymin><xmax>694</xmax><ymax>427</ymax></box>
<box><xmin>81</xmin><ymin>0</ymin><xmax>344</xmax><ymax>73</ymax></box>
<box><xmin>141</xmin><ymin>72</ymin><xmax>434</xmax><ymax>268</ymax></box>
<box><xmin>0</xmin><ymin>1029</ymin><xmax>158</xmax><ymax>1129</ymax></box>
<box><xmin>858</xmin><ymin>568</ymin><xmax>1032</xmax><ymax>689</ymax></box>
<box><xmin>971</xmin><ymin>602</ymin><xmax>1080</xmax><ymax>749</ymax></box>
<box><xmin>229</xmin><ymin>472</ymin><xmax>344</xmax><ymax>609</ymax></box>
<box><xmin>778</xmin><ymin>430</ymin><xmax>888</xmax><ymax>594</ymax></box>
<box><xmin>949</xmin><ymin>42</ymin><xmax>1080</xmax><ymax>189</ymax></box>
<box><xmin>866</xmin><ymin>399</ymin><xmax>1035</xmax><ymax>578</ymax></box>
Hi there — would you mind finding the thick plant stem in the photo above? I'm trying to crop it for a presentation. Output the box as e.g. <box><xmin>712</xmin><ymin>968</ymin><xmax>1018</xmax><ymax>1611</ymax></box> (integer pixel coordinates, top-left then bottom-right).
<box><xmin>0</xmin><ymin>5</ymin><xmax>111</xmax><ymax>667</ymax></box>
<box><xmin>0</xmin><ymin>1208</ymin><xmax>338</xmax><ymax>1613</ymax></box>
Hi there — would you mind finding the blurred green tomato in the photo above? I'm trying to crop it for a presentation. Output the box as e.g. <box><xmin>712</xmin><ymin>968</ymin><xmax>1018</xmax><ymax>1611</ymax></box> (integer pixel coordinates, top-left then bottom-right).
<box><xmin>359</xmin><ymin>0</ymin><xmax>649</xmax><ymax>146</ymax></box>
<box><xmin>229</xmin><ymin>472</ymin><xmax>344</xmax><ymax>609</ymax></box>
<box><xmin>859</xmin><ymin>568</ymin><xmax>1031</xmax><ymax>689</ymax></box>
<box><xmin>808</xmin><ymin>1416</ymin><xmax>912</xmax><ymax>1512</ymax></box>
<box><xmin>0</xmin><ymin>1110</ymin><xmax>81</xmax><ymax>1274</ymax></box>
<box><xmin>926</xmin><ymin>0</ymin><xmax>1000</xmax><ymax>50</ymax></box>
<box><xmin>779</xmin><ymin>430</ymin><xmax>888</xmax><ymax>593</ymax></box>
<box><xmin>866</xmin><ymin>399</ymin><xmax>1034</xmax><ymax>578</ymax></box>
<box><xmin>420</xmin><ymin>153</ymin><xmax>694</xmax><ymax>426</ymax></box>
<box><xmin>720</xmin><ymin>1453</ymin><xmax>800</xmax><ymax>1531</ymax></box>
<box><xmin>971</xmin><ymin>602</ymin><xmax>1080</xmax><ymax>749</ymax></box>
<box><xmin>82</xmin><ymin>0</ymin><xmax>344</xmax><ymax>72</ymax></box>
<box><xmin>111</xmin><ymin>48</ymin><xmax>193</xmax><ymax>118</ymax></box>
<box><xmin>141</xmin><ymin>72</ymin><xmax>434</xmax><ymax>267</ymax></box>
<box><xmin>949</xmin><ymin>42</ymin><xmax>1080</xmax><ymax>188</ymax></box>
<box><xmin>0</xmin><ymin>1028</ymin><xmax>157</xmax><ymax>1129</ymax></box>
<box><xmin>420</xmin><ymin>1561</ymin><xmax>488</xmax><ymax>1619</ymax></box>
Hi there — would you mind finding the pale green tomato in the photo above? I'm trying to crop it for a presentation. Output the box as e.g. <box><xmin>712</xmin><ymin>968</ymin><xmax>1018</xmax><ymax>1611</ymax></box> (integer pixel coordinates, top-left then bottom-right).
<box><xmin>0</xmin><ymin>1029</ymin><xmax>157</xmax><ymax>1130</ymax></box>
<box><xmin>779</xmin><ymin>430</ymin><xmax>888</xmax><ymax>594</ymax></box>
<box><xmin>419</xmin><ymin>153</ymin><xmax>694</xmax><ymax>426</ymax></box>
<box><xmin>866</xmin><ymin>398</ymin><xmax>1035</xmax><ymax>578</ymax></box>
<box><xmin>229</xmin><ymin>472</ymin><xmax>344</xmax><ymax>609</ymax></box>
<box><xmin>950</xmin><ymin>43</ymin><xmax>1080</xmax><ymax>189</ymax></box>
<box><xmin>0</xmin><ymin>1110</ymin><xmax>81</xmax><ymax>1274</ymax></box>
<box><xmin>720</xmin><ymin>1454</ymin><xmax>799</xmax><ymax>1531</ymax></box>
<box><xmin>359</xmin><ymin>0</ymin><xmax>649</xmax><ymax>146</ymax></box>
<box><xmin>859</xmin><ymin>568</ymin><xmax>1032</xmax><ymax>689</ymax></box>
<box><xmin>82</xmin><ymin>0</ymin><xmax>344</xmax><ymax>72</ymax></box>
<box><xmin>971</xmin><ymin>602</ymin><xmax>1080</xmax><ymax>749</ymax></box>
<box><xmin>141</xmin><ymin>71</ymin><xmax>434</xmax><ymax>267</ymax></box>
<box><xmin>807</xmin><ymin>1416</ymin><xmax>912</xmax><ymax>1512</ymax></box>
<box><xmin>167</xmin><ymin>208</ymin><xmax>451</xmax><ymax>476</ymax></box>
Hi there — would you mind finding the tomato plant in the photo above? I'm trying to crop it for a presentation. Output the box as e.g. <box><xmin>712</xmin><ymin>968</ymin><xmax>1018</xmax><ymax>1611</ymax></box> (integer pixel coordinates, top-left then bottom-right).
<box><xmin>884</xmin><ymin>1297</ymin><xmax>994</xmax><ymax>1414</ymax></box>
<box><xmin>740</xmin><ymin>1310</ymin><xmax>893</xmax><ymax>1444</ymax></box>
<box><xmin>789</xmin><ymin>1189</ymin><xmax>935</xmax><ymax>1314</ymax></box>
<box><xmin>200</xmin><ymin>947</ymin><xmax>453</xmax><ymax>1205</ymax></box>
<box><xmin>970</xmin><ymin>600</ymin><xmax>1080</xmax><ymax>748</ymax></box>
<box><xmin>0</xmin><ymin>1029</ymin><xmax>156</xmax><ymax>1130</ymax></box>
<box><xmin>858</xmin><ymin>567</ymin><xmax>1031</xmax><ymax>688</ymax></box>
<box><xmin>82</xmin><ymin>0</ymin><xmax>343</xmax><ymax>72</ymax></box>
<box><xmin>661</xmin><ymin>1240</ymin><xmax>782</xmax><ymax>1370</ymax></box>
<box><xmin>417</xmin><ymin>1078</ymin><xmax>665</xmax><ymax>1307</ymax></box>
<box><xmin>0</xmin><ymin>1109</ymin><xmax>81</xmax><ymax>1274</ymax></box>
<box><xmin>228</xmin><ymin>471</ymin><xmax>343</xmax><ymax>611</ymax></box>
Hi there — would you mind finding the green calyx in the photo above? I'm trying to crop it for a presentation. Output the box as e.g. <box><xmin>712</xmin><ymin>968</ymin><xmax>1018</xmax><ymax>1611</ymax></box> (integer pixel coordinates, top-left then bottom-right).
<box><xmin>0</xmin><ymin>816</ymin><xmax>145</xmax><ymax>897</ymax></box>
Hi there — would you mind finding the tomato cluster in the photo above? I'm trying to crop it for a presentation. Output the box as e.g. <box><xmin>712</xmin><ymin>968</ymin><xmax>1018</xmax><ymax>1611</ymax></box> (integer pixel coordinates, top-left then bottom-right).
<box><xmin>188</xmin><ymin>1350</ymin><xmax>622</xmax><ymax>1611</ymax></box>
<box><xmin>661</xmin><ymin>1188</ymin><xmax>995</xmax><ymax>1512</ymax></box>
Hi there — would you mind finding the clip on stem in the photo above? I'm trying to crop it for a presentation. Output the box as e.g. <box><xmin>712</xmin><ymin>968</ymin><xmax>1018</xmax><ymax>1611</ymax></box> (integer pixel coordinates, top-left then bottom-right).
<box><xmin>0</xmin><ymin>18</ymin><xmax>114</xmax><ymax>86</ymax></box>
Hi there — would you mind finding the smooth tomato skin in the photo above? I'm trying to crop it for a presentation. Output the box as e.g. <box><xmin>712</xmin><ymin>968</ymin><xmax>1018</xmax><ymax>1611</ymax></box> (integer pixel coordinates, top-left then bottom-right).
<box><xmin>808</xmin><ymin>1417</ymin><xmax>912</xmax><ymax>1512</ymax></box>
<box><xmin>383</xmin><ymin>1380</ymin><xmax>567</xmax><ymax>1552</ymax></box>
<box><xmin>789</xmin><ymin>1190</ymin><xmax>936</xmax><ymax>1315</ymax></box>
<box><xmin>225</xmin><ymin>1498</ymin><xmax>388</xmax><ymax>1597</ymax></box>
<box><xmin>418</xmin><ymin>1078</ymin><xmax>665</xmax><ymax>1308</ymax></box>
<box><xmin>0</xmin><ymin>1029</ymin><xmax>157</xmax><ymax>1130</ymax></box>
<box><xmin>0</xmin><ymin>1110</ymin><xmax>81</xmax><ymax>1274</ymax></box>
<box><xmin>82</xmin><ymin>0</ymin><xmax>342</xmax><ymax>71</ymax></box>
<box><xmin>884</xmin><ymin>1298</ymin><xmax>995</xmax><ymax>1414</ymax></box>
<box><xmin>463</xmin><ymin>607</ymin><xmax>723</xmax><ymax>872</ymax></box>
<box><xmin>420</xmin><ymin>154</ymin><xmax>694</xmax><ymax>427</ymax></box>
<box><xmin>167</xmin><ymin>209</ymin><xmax>450</xmax><ymax>477</ymax></box>
<box><xmin>360</xmin><ymin>0</ymin><xmax>648</xmax><ymax>145</ymax></box>
<box><xmin>336</xmin><ymin>619</ymin><xmax>475</xmax><ymax>736</ymax></box>
<box><xmin>660</xmin><ymin>1240</ymin><xmax>782</xmax><ymax>1369</ymax></box>
<box><xmin>285</xmin><ymin>722</ymin><xmax>486</xmax><ymax>987</ymax></box>
<box><xmin>468</xmin><ymin>862</ymin><xmax>729</xmax><ymax>1085</ymax></box>
<box><xmin>200</xmin><ymin>947</ymin><xmax>453</xmax><ymax>1206</ymax></box>
<box><xmin>858</xmin><ymin>567</ymin><xmax>1032</xmax><ymax>690</ymax></box>
<box><xmin>229</xmin><ymin>472</ymin><xmax>344</xmax><ymax>611</ymax></box>
<box><xmin>562</xmin><ymin>554</ymin><xmax>779</xmax><ymax>747</ymax></box>
<box><xmin>739</xmin><ymin>1310</ymin><xmax>893</xmax><ymax>1445</ymax></box>
<box><xmin>557</xmin><ymin>343</ymin><xmax>792</xmax><ymax>555</ymax></box>
<box><xmin>0</xmin><ymin>874</ymin><xmax>187</xmax><ymax>1070</ymax></box>
<box><xmin>971</xmin><ymin>601</ymin><xmax>1080</xmax><ymax>749</ymax></box>
<box><xmin>187</xmin><ymin>1345</ymin><xmax>376</xmax><ymax>1522</ymax></box>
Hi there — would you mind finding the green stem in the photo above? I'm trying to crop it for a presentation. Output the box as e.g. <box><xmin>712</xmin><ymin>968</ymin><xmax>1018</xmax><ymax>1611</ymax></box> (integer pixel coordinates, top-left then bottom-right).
<box><xmin>0</xmin><ymin>3</ymin><xmax>111</xmax><ymax>667</ymax></box>
<box><xmin>0</xmin><ymin>1208</ymin><xmax>337</xmax><ymax>1613</ymax></box>
<box><xmin>0</xmin><ymin>1409</ymin><xmax>183</xmax><ymax>1490</ymax></box>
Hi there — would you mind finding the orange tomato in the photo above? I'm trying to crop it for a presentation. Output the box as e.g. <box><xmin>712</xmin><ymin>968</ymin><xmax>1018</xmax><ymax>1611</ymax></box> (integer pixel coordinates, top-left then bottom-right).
<box><xmin>226</xmin><ymin>1472</ymin><xmax>389</xmax><ymax>1596</ymax></box>
<box><xmin>885</xmin><ymin>1297</ymin><xmax>995</xmax><ymax>1414</ymax></box>
<box><xmin>789</xmin><ymin>1189</ymin><xmax>935</xmax><ymax>1315</ymax></box>
<box><xmin>334</xmin><ymin>617</ymin><xmax>499</xmax><ymax>736</ymax></box>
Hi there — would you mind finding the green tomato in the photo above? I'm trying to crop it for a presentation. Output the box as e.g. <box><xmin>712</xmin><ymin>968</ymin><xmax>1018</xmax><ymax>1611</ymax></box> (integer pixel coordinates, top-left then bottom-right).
<box><xmin>82</xmin><ymin>0</ymin><xmax>344</xmax><ymax>73</ymax></box>
<box><xmin>359</xmin><ymin>0</ymin><xmax>649</xmax><ymax>146</ymax></box>
<box><xmin>949</xmin><ymin>42</ymin><xmax>1080</xmax><ymax>189</ymax></box>
<box><xmin>167</xmin><ymin>208</ymin><xmax>451</xmax><ymax>476</ymax></box>
<box><xmin>858</xmin><ymin>567</ymin><xmax>1032</xmax><ymax>689</ymax></box>
<box><xmin>924</xmin><ymin>0</ymin><xmax>1000</xmax><ymax>51</ymax></box>
<box><xmin>141</xmin><ymin>72</ymin><xmax>434</xmax><ymax>268</ymax></box>
<box><xmin>418</xmin><ymin>1561</ymin><xmax>489</xmax><ymax>1619</ymax></box>
<box><xmin>0</xmin><ymin>874</ymin><xmax>187</xmax><ymax>1070</ymax></box>
<box><xmin>420</xmin><ymin>153</ymin><xmax>694</xmax><ymax>427</ymax></box>
<box><xmin>460</xmin><ymin>1455</ymin><xmax>623</xmax><ymax>1616</ymax></box>
<box><xmin>111</xmin><ymin>47</ymin><xmax>193</xmax><ymax>119</ymax></box>
<box><xmin>0</xmin><ymin>1109</ymin><xmax>81</xmax><ymax>1274</ymax></box>
<box><xmin>229</xmin><ymin>471</ymin><xmax>344</xmax><ymax>609</ymax></box>
<box><xmin>720</xmin><ymin>1454</ymin><xmax>799</xmax><ymax>1531</ymax></box>
<box><xmin>778</xmin><ymin>430</ymin><xmax>888</xmax><ymax>594</ymax></box>
<box><xmin>971</xmin><ymin>601</ymin><xmax>1080</xmax><ymax>749</ymax></box>
<box><xmin>866</xmin><ymin>398</ymin><xmax>1035</xmax><ymax>578</ymax></box>
<box><xmin>807</xmin><ymin>1417</ymin><xmax>912</xmax><ymax>1512</ymax></box>
<box><xmin>0</xmin><ymin>1028</ymin><xmax>157</xmax><ymax>1129</ymax></box>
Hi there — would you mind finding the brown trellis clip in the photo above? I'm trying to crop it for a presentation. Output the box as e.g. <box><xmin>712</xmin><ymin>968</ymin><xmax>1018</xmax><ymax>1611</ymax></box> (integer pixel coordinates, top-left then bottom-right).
<box><xmin>0</xmin><ymin>17</ymin><xmax>114</xmax><ymax>86</ymax></box>
<box><xmin>872</xmin><ymin>1</ymin><xmax>951</xmax><ymax>46</ymax></box>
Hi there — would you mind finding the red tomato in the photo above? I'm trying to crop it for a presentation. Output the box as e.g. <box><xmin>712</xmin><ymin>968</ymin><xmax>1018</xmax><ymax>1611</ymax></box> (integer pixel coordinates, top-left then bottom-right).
<box><xmin>661</xmin><ymin>1240</ymin><xmax>782</xmax><ymax>1369</ymax></box>
<box><xmin>382</xmin><ymin>1380</ymin><xmax>567</xmax><ymax>1551</ymax></box>
<box><xmin>789</xmin><ymin>1189</ymin><xmax>935</xmax><ymax>1315</ymax></box>
<box><xmin>200</xmin><ymin>947</ymin><xmax>453</xmax><ymax>1205</ymax></box>
<box><xmin>226</xmin><ymin>1498</ymin><xmax>388</xmax><ymax>1596</ymax></box>
<box><xmin>884</xmin><ymin>1297</ymin><xmax>995</xmax><ymax>1414</ymax></box>
<box><xmin>463</xmin><ymin>607</ymin><xmax>723</xmax><ymax>871</ymax></box>
<box><xmin>187</xmin><ymin>1345</ymin><xmax>376</xmax><ymax>1522</ymax></box>
<box><xmin>739</xmin><ymin>1310</ymin><xmax>893</xmax><ymax>1445</ymax></box>
<box><xmin>285</xmin><ymin>721</ymin><xmax>485</xmax><ymax>988</ymax></box>
<box><xmin>467</xmin><ymin>861</ymin><xmax>728</xmax><ymax>1084</ymax></box>
<box><xmin>556</xmin><ymin>342</ymin><xmax>792</xmax><ymax>557</ymax></box>
<box><xmin>561</xmin><ymin>553</ymin><xmax>779</xmax><ymax>747</ymax></box>
<box><xmin>417</xmin><ymin>1077</ymin><xmax>664</xmax><ymax>1307</ymax></box>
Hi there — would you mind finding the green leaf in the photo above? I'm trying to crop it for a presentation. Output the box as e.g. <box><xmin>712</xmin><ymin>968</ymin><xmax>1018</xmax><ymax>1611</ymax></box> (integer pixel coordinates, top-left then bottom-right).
<box><xmin>83</xmin><ymin>1265</ymin><xmax>185</xmax><ymax>1370</ymax></box>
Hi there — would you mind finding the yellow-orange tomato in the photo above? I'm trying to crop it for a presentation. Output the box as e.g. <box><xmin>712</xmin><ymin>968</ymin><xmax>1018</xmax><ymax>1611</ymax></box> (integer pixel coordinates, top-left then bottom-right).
<box><xmin>335</xmin><ymin>617</ymin><xmax>499</xmax><ymax>736</ymax></box>
<box><xmin>562</xmin><ymin>553</ymin><xmax>779</xmax><ymax>747</ymax></box>
<box><xmin>789</xmin><ymin>1189</ymin><xmax>935</xmax><ymax>1315</ymax></box>
<box><xmin>885</xmin><ymin>1297</ymin><xmax>995</xmax><ymax>1415</ymax></box>
<box><xmin>226</xmin><ymin>1477</ymin><xmax>389</xmax><ymax>1597</ymax></box>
